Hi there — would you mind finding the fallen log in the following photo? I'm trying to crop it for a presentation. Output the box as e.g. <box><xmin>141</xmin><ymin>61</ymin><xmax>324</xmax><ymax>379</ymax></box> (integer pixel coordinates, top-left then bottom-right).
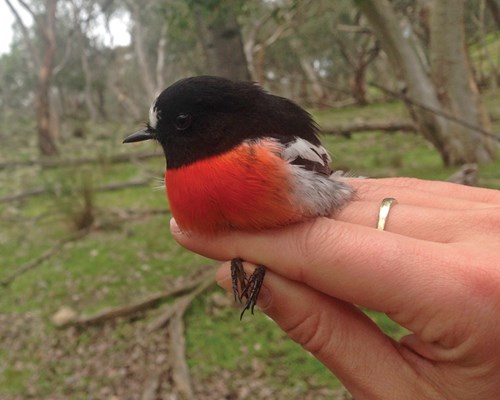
<box><xmin>68</xmin><ymin>266</ymin><xmax>216</xmax><ymax>327</ymax></box>
<box><xmin>0</xmin><ymin>151</ymin><xmax>162</xmax><ymax>171</ymax></box>
<box><xmin>0</xmin><ymin>178</ymin><xmax>152</xmax><ymax>204</ymax></box>
<box><xmin>321</xmin><ymin>120</ymin><xmax>416</xmax><ymax>136</ymax></box>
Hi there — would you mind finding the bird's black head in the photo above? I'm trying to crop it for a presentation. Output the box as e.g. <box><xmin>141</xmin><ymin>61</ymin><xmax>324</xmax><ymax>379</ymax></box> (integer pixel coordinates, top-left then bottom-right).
<box><xmin>123</xmin><ymin>75</ymin><xmax>320</xmax><ymax>169</ymax></box>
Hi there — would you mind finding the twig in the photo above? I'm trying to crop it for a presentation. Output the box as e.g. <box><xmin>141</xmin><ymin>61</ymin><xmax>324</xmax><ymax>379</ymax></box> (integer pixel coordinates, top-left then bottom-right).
<box><xmin>1</xmin><ymin>229</ymin><xmax>91</xmax><ymax>287</ymax></box>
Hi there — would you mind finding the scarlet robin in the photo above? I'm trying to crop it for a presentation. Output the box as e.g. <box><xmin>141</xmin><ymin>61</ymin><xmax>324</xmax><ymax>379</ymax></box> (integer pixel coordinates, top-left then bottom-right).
<box><xmin>124</xmin><ymin>76</ymin><xmax>354</xmax><ymax>318</ymax></box>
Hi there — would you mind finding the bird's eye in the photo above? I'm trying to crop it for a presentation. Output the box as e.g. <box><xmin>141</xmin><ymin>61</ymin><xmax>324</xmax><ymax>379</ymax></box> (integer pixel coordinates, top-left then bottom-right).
<box><xmin>174</xmin><ymin>114</ymin><xmax>192</xmax><ymax>131</ymax></box>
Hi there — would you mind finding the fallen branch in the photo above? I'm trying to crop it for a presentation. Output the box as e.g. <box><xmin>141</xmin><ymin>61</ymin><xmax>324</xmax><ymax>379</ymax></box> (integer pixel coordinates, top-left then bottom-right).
<box><xmin>71</xmin><ymin>265</ymin><xmax>216</xmax><ymax>327</ymax></box>
<box><xmin>144</xmin><ymin>268</ymin><xmax>215</xmax><ymax>399</ymax></box>
<box><xmin>147</xmin><ymin>271</ymin><xmax>215</xmax><ymax>332</ymax></box>
<box><xmin>107</xmin><ymin>207</ymin><xmax>170</xmax><ymax>222</ymax></box>
<box><xmin>151</xmin><ymin>270</ymin><xmax>214</xmax><ymax>399</ymax></box>
<box><xmin>1</xmin><ymin>229</ymin><xmax>91</xmax><ymax>288</ymax></box>
<box><xmin>95</xmin><ymin>179</ymin><xmax>153</xmax><ymax>192</ymax></box>
<box><xmin>169</xmin><ymin>313</ymin><xmax>195</xmax><ymax>399</ymax></box>
<box><xmin>140</xmin><ymin>372</ymin><xmax>162</xmax><ymax>400</ymax></box>
<box><xmin>321</xmin><ymin>120</ymin><xmax>416</xmax><ymax>136</ymax></box>
<box><xmin>0</xmin><ymin>188</ymin><xmax>47</xmax><ymax>203</ymax></box>
<box><xmin>0</xmin><ymin>178</ymin><xmax>153</xmax><ymax>204</ymax></box>
<box><xmin>0</xmin><ymin>151</ymin><xmax>162</xmax><ymax>171</ymax></box>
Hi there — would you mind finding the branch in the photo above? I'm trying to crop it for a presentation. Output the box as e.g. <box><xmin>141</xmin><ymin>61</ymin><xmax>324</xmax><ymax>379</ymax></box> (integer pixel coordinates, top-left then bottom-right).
<box><xmin>0</xmin><ymin>151</ymin><xmax>162</xmax><ymax>171</ymax></box>
<box><xmin>4</xmin><ymin>0</ymin><xmax>40</xmax><ymax>69</ymax></box>
<box><xmin>14</xmin><ymin>0</ymin><xmax>37</xmax><ymax>21</ymax></box>
<box><xmin>53</xmin><ymin>21</ymin><xmax>76</xmax><ymax>76</ymax></box>
<box><xmin>255</xmin><ymin>5</ymin><xmax>298</xmax><ymax>52</ymax></box>
<box><xmin>149</xmin><ymin>271</ymin><xmax>215</xmax><ymax>399</ymax></box>
<box><xmin>168</xmin><ymin>313</ymin><xmax>194</xmax><ymax>398</ymax></box>
<box><xmin>109</xmin><ymin>79</ymin><xmax>142</xmax><ymax>119</ymax></box>
<box><xmin>68</xmin><ymin>265</ymin><xmax>216</xmax><ymax>327</ymax></box>
<box><xmin>321</xmin><ymin>120</ymin><xmax>416</xmax><ymax>136</ymax></box>
<box><xmin>147</xmin><ymin>271</ymin><xmax>215</xmax><ymax>332</ymax></box>
<box><xmin>1</xmin><ymin>229</ymin><xmax>91</xmax><ymax>287</ymax></box>
<box><xmin>0</xmin><ymin>178</ymin><xmax>155</xmax><ymax>204</ymax></box>
<box><xmin>370</xmin><ymin>82</ymin><xmax>500</xmax><ymax>141</ymax></box>
<box><xmin>336</xmin><ymin>24</ymin><xmax>371</xmax><ymax>34</ymax></box>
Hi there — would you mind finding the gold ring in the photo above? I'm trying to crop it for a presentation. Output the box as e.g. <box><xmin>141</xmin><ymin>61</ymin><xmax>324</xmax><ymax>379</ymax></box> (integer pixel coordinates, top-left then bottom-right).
<box><xmin>377</xmin><ymin>198</ymin><xmax>398</xmax><ymax>231</ymax></box>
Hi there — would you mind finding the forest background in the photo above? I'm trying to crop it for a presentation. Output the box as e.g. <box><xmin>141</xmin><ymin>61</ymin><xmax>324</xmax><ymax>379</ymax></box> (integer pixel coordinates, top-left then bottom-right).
<box><xmin>0</xmin><ymin>0</ymin><xmax>499</xmax><ymax>399</ymax></box>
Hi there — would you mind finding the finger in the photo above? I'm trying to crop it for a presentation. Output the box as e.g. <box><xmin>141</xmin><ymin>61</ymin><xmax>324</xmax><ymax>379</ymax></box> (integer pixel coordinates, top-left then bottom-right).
<box><xmin>348</xmin><ymin>178</ymin><xmax>500</xmax><ymax>209</ymax></box>
<box><xmin>216</xmin><ymin>262</ymin><xmax>427</xmax><ymax>398</ymax></box>
<box><xmin>334</xmin><ymin>200</ymin><xmax>489</xmax><ymax>242</ymax></box>
<box><xmin>172</xmin><ymin>217</ymin><xmax>463</xmax><ymax>314</ymax></box>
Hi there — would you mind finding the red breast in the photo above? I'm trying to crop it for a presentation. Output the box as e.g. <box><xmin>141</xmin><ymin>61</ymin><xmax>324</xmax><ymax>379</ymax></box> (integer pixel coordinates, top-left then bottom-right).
<box><xmin>166</xmin><ymin>140</ymin><xmax>303</xmax><ymax>235</ymax></box>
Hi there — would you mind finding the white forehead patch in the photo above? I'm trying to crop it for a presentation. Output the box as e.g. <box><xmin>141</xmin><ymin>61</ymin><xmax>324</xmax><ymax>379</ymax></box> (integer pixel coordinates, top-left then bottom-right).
<box><xmin>149</xmin><ymin>97</ymin><xmax>160</xmax><ymax>129</ymax></box>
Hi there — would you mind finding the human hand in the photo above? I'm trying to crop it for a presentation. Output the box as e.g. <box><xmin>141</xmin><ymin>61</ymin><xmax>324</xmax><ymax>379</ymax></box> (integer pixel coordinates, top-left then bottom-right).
<box><xmin>171</xmin><ymin>178</ymin><xmax>500</xmax><ymax>399</ymax></box>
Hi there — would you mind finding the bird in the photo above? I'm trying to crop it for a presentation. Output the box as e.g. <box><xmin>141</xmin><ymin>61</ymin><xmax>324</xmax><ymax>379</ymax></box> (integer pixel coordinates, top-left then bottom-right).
<box><xmin>123</xmin><ymin>76</ymin><xmax>354</xmax><ymax>318</ymax></box>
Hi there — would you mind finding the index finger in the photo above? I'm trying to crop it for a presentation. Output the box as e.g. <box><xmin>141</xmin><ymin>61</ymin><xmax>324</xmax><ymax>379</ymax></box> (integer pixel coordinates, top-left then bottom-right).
<box><xmin>171</xmin><ymin>217</ymin><xmax>466</xmax><ymax>315</ymax></box>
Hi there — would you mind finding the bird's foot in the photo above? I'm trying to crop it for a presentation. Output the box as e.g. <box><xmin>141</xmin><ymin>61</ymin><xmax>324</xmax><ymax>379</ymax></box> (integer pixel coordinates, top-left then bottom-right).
<box><xmin>240</xmin><ymin>265</ymin><xmax>266</xmax><ymax>320</ymax></box>
<box><xmin>230</xmin><ymin>257</ymin><xmax>248</xmax><ymax>303</ymax></box>
<box><xmin>230</xmin><ymin>258</ymin><xmax>266</xmax><ymax>319</ymax></box>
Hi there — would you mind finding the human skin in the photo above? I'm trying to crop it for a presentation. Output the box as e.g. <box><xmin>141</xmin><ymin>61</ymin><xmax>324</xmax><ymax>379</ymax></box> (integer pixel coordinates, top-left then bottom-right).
<box><xmin>171</xmin><ymin>178</ymin><xmax>500</xmax><ymax>399</ymax></box>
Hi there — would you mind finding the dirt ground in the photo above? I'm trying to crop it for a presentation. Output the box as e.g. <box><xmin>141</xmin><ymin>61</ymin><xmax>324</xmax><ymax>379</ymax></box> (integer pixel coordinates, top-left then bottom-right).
<box><xmin>0</xmin><ymin>309</ymin><xmax>351</xmax><ymax>400</ymax></box>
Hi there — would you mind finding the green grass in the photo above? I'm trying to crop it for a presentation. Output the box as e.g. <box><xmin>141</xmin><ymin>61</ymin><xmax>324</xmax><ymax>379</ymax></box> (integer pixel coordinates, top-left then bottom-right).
<box><xmin>0</xmin><ymin>94</ymin><xmax>499</xmax><ymax>398</ymax></box>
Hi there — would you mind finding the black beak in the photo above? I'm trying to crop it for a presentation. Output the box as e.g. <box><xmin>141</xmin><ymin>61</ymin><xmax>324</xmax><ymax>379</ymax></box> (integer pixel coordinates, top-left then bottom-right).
<box><xmin>123</xmin><ymin>128</ymin><xmax>155</xmax><ymax>143</ymax></box>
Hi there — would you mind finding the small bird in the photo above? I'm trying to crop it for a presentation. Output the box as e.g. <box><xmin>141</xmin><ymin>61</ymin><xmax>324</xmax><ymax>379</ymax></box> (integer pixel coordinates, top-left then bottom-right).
<box><xmin>123</xmin><ymin>76</ymin><xmax>354</xmax><ymax>318</ymax></box>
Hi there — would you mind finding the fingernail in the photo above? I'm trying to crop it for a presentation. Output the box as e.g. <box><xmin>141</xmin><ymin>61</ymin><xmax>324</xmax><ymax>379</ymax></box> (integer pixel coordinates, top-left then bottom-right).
<box><xmin>170</xmin><ymin>218</ymin><xmax>182</xmax><ymax>234</ymax></box>
<box><xmin>215</xmin><ymin>265</ymin><xmax>231</xmax><ymax>288</ymax></box>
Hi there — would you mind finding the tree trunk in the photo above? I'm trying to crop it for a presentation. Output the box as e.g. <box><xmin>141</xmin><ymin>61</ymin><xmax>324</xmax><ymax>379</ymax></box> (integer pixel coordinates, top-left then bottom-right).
<box><xmin>79</xmin><ymin>33</ymin><xmax>99</xmax><ymax>122</ymax></box>
<box><xmin>486</xmin><ymin>0</ymin><xmax>500</xmax><ymax>30</ymax></box>
<box><xmin>37</xmin><ymin>0</ymin><xmax>59</xmax><ymax>156</ymax></box>
<box><xmin>357</xmin><ymin>0</ymin><xmax>496</xmax><ymax>165</ymax></box>
<box><xmin>7</xmin><ymin>0</ymin><xmax>59</xmax><ymax>156</ymax></box>
<box><xmin>429</xmin><ymin>0</ymin><xmax>496</xmax><ymax>164</ymax></box>
<box><xmin>109</xmin><ymin>80</ymin><xmax>142</xmax><ymax>121</ymax></box>
<box><xmin>155</xmin><ymin>24</ymin><xmax>168</xmax><ymax>93</ymax></box>
<box><xmin>192</xmin><ymin>1</ymin><xmax>250</xmax><ymax>81</ymax></box>
<box><xmin>128</xmin><ymin>2</ymin><xmax>157</xmax><ymax>99</ymax></box>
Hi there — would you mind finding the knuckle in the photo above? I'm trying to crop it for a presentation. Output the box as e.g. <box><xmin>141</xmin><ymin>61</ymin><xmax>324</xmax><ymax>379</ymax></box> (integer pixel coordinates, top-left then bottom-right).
<box><xmin>389</xmin><ymin>177</ymin><xmax>421</xmax><ymax>188</ymax></box>
<box><xmin>462</xmin><ymin>207</ymin><xmax>500</xmax><ymax>235</ymax></box>
<box><xmin>289</xmin><ymin>218</ymin><xmax>342</xmax><ymax>283</ymax></box>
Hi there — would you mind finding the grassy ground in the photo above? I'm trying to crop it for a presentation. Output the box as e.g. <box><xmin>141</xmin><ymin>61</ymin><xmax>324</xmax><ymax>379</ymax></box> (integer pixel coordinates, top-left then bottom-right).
<box><xmin>0</xmin><ymin>95</ymin><xmax>499</xmax><ymax>399</ymax></box>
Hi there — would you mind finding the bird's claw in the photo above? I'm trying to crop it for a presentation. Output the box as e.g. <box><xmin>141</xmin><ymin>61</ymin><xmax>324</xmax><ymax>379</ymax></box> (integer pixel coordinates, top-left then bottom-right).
<box><xmin>230</xmin><ymin>257</ymin><xmax>247</xmax><ymax>303</ymax></box>
<box><xmin>230</xmin><ymin>258</ymin><xmax>266</xmax><ymax>319</ymax></box>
